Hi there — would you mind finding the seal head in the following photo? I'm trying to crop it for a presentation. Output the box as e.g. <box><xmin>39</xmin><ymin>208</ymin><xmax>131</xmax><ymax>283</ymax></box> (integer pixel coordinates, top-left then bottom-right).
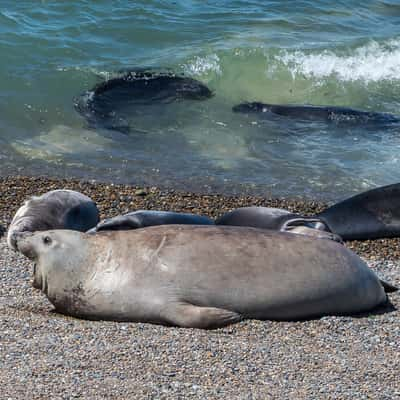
<box><xmin>8</xmin><ymin>190</ymin><xmax>99</xmax><ymax>251</ymax></box>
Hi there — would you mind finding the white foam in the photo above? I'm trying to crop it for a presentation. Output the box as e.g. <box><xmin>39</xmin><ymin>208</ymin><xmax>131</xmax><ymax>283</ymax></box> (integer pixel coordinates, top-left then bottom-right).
<box><xmin>183</xmin><ymin>54</ymin><xmax>221</xmax><ymax>76</ymax></box>
<box><xmin>274</xmin><ymin>39</ymin><xmax>400</xmax><ymax>82</ymax></box>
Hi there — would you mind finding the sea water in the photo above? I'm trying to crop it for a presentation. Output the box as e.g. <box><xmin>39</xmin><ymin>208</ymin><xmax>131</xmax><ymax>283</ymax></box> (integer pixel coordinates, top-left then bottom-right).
<box><xmin>1</xmin><ymin>0</ymin><xmax>400</xmax><ymax>199</ymax></box>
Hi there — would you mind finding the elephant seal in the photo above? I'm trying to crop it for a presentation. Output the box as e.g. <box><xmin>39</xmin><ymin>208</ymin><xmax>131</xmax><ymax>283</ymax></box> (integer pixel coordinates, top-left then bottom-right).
<box><xmin>8</xmin><ymin>190</ymin><xmax>99</xmax><ymax>251</ymax></box>
<box><xmin>216</xmin><ymin>183</ymin><xmax>400</xmax><ymax>241</ymax></box>
<box><xmin>16</xmin><ymin>226</ymin><xmax>393</xmax><ymax>328</ymax></box>
<box><xmin>87</xmin><ymin>210</ymin><xmax>214</xmax><ymax>233</ymax></box>
<box><xmin>233</xmin><ymin>102</ymin><xmax>400</xmax><ymax>124</ymax></box>
<box><xmin>74</xmin><ymin>70</ymin><xmax>214</xmax><ymax>133</ymax></box>
<box><xmin>317</xmin><ymin>183</ymin><xmax>400</xmax><ymax>240</ymax></box>
<box><xmin>88</xmin><ymin>209</ymin><xmax>337</xmax><ymax>241</ymax></box>
<box><xmin>215</xmin><ymin>207</ymin><xmax>330</xmax><ymax>232</ymax></box>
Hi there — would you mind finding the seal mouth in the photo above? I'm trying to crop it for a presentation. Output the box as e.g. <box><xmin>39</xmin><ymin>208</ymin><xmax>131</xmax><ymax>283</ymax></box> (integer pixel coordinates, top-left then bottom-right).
<box><xmin>32</xmin><ymin>263</ymin><xmax>41</xmax><ymax>290</ymax></box>
<box><xmin>15</xmin><ymin>232</ymin><xmax>37</xmax><ymax>260</ymax></box>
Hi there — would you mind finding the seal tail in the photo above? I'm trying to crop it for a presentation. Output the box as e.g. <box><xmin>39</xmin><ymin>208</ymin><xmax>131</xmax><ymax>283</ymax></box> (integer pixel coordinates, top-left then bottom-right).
<box><xmin>380</xmin><ymin>279</ymin><xmax>399</xmax><ymax>293</ymax></box>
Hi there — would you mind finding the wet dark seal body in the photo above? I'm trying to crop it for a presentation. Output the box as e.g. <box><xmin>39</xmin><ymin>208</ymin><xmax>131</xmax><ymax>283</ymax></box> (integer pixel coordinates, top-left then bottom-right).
<box><xmin>74</xmin><ymin>70</ymin><xmax>213</xmax><ymax>133</ymax></box>
<box><xmin>17</xmin><ymin>226</ymin><xmax>390</xmax><ymax>329</ymax></box>
<box><xmin>233</xmin><ymin>102</ymin><xmax>400</xmax><ymax>124</ymax></box>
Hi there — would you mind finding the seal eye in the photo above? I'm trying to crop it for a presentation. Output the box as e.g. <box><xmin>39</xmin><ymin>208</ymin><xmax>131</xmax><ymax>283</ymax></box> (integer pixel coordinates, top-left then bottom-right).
<box><xmin>43</xmin><ymin>236</ymin><xmax>52</xmax><ymax>245</ymax></box>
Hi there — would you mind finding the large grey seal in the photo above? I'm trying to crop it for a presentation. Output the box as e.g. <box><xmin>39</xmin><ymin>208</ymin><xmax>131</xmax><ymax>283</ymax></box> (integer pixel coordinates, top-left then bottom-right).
<box><xmin>87</xmin><ymin>210</ymin><xmax>214</xmax><ymax>233</ymax></box>
<box><xmin>74</xmin><ymin>70</ymin><xmax>214</xmax><ymax>133</ymax></box>
<box><xmin>233</xmin><ymin>102</ymin><xmax>400</xmax><ymax>124</ymax></box>
<box><xmin>8</xmin><ymin>190</ymin><xmax>99</xmax><ymax>250</ymax></box>
<box><xmin>216</xmin><ymin>183</ymin><xmax>400</xmax><ymax>241</ymax></box>
<box><xmin>16</xmin><ymin>226</ymin><xmax>394</xmax><ymax>328</ymax></box>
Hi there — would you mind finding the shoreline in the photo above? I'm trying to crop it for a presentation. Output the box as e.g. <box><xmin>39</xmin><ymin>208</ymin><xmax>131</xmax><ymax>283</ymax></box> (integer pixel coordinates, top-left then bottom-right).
<box><xmin>1</xmin><ymin>175</ymin><xmax>399</xmax><ymax>398</ymax></box>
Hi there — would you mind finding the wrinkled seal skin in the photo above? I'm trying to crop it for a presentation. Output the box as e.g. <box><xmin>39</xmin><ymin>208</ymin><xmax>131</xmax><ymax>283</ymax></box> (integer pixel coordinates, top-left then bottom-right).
<box><xmin>16</xmin><ymin>226</ymin><xmax>390</xmax><ymax>329</ymax></box>
<box><xmin>8</xmin><ymin>190</ymin><xmax>99</xmax><ymax>251</ymax></box>
<box><xmin>74</xmin><ymin>70</ymin><xmax>214</xmax><ymax>133</ymax></box>
<box><xmin>317</xmin><ymin>183</ymin><xmax>400</xmax><ymax>240</ymax></box>
<box><xmin>87</xmin><ymin>210</ymin><xmax>214</xmax><ymax>233</ymax></box>
<box><xmin>233</xmin><ymin>102</ymin><xmax>400</xmax><ymax>124</ymax></box>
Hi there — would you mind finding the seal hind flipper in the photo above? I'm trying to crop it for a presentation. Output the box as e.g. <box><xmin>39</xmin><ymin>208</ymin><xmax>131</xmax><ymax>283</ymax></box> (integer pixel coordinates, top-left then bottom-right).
<box><xmin>285</xmin><ymin>226</ymin><xmax>343</xmax><ymax>243</ymax></box>
<box><xmin>380</xmin><ymin>280</ymin><xmax>399</xmax><ymax>293</ymax></box>
<box><xmin>163</xmin><ymin>303</ymin><xmax>242</xmax><ymax>329</ymax></box>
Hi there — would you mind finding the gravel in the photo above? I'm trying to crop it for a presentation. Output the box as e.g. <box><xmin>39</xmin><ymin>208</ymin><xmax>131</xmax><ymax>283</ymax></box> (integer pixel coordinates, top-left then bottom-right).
<box><xmin>1</xmin><ymin>176</ymin><xmax>399</xmax><ymax>399</ymax></box>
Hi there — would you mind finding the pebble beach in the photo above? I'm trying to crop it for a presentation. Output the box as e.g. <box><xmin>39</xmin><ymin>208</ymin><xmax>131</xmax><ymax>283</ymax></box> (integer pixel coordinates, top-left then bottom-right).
<box><xmin>1</xmin><ymin>176</ymin><xmax>399</xmax><ymax>399</ymax></box>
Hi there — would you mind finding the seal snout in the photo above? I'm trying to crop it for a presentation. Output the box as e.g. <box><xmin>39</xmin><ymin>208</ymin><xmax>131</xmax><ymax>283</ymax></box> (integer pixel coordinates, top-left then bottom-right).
<box><xmin>14</xmin><ymin>231</ymin><xmax>36</xmax><ymax>259</ymax></box>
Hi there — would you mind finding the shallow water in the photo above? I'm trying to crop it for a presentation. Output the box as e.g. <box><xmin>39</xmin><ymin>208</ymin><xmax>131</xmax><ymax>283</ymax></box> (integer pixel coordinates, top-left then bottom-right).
<box><xmin>1</xmin><ymin>1</ymin><xmax>400</xmax><ymax>200</ymax></box>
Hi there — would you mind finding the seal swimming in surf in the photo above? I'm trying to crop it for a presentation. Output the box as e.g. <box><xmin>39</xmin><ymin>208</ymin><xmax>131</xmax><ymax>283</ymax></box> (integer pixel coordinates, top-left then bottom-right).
<box><xmin>16</xmin><ymin>226</ymin><xmax>395</xmax><ymax>328</ymax></box>
<box><xmin>233</xmin><ymin>102</ymin><xmax>400</xmax><ymax>124</ymax></box>
<box><xmin>7</xmin><ymin>190</ymin><xmax>99</xmax><ymax>251</ymax></box>
<box><xmin>74</xmin><ymin>70</ymin><xmax>214</xmax><ymax>133</ymax></box>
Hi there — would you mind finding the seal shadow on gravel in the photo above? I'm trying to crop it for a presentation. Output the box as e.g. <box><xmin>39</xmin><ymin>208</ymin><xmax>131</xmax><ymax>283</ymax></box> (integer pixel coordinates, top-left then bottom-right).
<box><xmin>350</xmin><ymin>299</ymin><xmax>397</xmax><ymax>318</ymax></box>
<box><xmin>11</xmin><ymin>297</ymin><xmax>396</xmax><ymax>328</ymax></box>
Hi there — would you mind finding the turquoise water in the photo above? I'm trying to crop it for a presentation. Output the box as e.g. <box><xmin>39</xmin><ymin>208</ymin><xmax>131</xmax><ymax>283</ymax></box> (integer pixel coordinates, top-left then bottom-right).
<box><xmin>1</xmin><ymin>1</ymin><xmax>400</xmax><ymax>199</ymax></box>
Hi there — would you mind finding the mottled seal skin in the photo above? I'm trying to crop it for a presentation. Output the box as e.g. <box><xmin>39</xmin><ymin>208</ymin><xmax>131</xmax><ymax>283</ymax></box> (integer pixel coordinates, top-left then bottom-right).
<box><xmin>233</xmin><ymin>102</ymin><xmax>400</xmax><ymax>124</ymax></box>
<box><xmin>317</xmin><ymin>183</ymin><xmax>400</xmax><ymax>240</ymax></box>
<box><xmin>87</xmin><ymin>210</ymin><xmax>214</xmax><ymax>233</ymax></box>
<box><xmin>8</xmin><ymin>190</ymin><xmax>99</xmax><ymax>251</ymax></box>
<box><xmin>74</xmin><ymin>70</ymin><xmax>214</xmax><ymax>133</ymax></box>
<box><xmin>16</xmin><ymin>226</ymin><xmax>390</xmax><ymax>329</ymax></box>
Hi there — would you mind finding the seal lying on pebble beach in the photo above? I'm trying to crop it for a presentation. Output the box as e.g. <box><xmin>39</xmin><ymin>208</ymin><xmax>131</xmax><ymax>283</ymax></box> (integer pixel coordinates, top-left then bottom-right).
<box><xmin>88</xmin><ymin>209</ymin><xmax>341</xmax><ymax>241</ymax></box>
<box><xmin>87</xmin><ymin>210</ymin><xmax>214</xmax><ymax>233</ymax></box>
<box><xmin>16</xmin><ymin>226</ymin><xmax>395</xmax><ymax>328</ymax></box>
<box><xmin>7</xmin><ymin>190</ymin><xmax>99</xmax><ymax>251</ymax></box>
<box><xmin>216</xmin><ymin>183</ymin><xmax>400</xmax><ymax>241</ymax></box>
<box><xmin>86</xmin><ymin>183</ymin><xmax>400</xmax><ymax>242</ymax></box>
<box><xmin>233</xmin><ymin>102</ymin><xmax>400</xmax><ymax>125</ymax></box>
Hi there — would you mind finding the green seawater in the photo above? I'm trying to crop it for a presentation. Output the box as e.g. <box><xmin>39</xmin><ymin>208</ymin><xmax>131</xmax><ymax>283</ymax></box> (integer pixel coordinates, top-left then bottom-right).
<box><xmin>1</xmin><ymin>1</ymin><xmax>400</xmax><ymax>199</ymax></box>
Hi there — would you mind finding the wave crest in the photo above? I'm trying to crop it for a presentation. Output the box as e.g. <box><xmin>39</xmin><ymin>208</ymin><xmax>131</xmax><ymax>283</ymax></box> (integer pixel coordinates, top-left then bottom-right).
<box><xmin>274</xmin><ymin>39</ymin><xmax>400</xmax><ymax>83</ymax></box>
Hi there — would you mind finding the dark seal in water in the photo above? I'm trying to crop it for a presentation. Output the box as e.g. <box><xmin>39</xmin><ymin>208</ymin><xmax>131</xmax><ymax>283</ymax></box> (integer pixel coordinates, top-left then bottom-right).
<box><xmin>233</xmin><ymin>102</ymin><xmax>400</xmax><ymax>124</ymax></box>
<box><xmin>74</xmin><ymin>70</ymin><xmax>214</xmax><ymax>133</ymax></box>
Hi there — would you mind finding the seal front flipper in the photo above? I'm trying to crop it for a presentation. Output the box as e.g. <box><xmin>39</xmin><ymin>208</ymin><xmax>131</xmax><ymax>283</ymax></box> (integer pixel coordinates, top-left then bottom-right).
<box><xmin>88</xmin><ymin>214</ymin><xmax>143</xmax><ymax>233</ymax></box>
<box><xmin>285</xmin><ymin>226</ymin><xmax>343</xmax><ymax>243</ymax></box>
<box><xmin>380</xmin><ymin>280</ymin><xmax>399</xmax><ymax>293</ymax></box>
<box><xmin>317</xmin><ymin>183</ymin><xmax>400</xmax><ymax>240</ymax></box>
<box><xmin>162</xmin><ymin>303</ymin><xmax>242</xmax><ymax>329</ymax></box>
